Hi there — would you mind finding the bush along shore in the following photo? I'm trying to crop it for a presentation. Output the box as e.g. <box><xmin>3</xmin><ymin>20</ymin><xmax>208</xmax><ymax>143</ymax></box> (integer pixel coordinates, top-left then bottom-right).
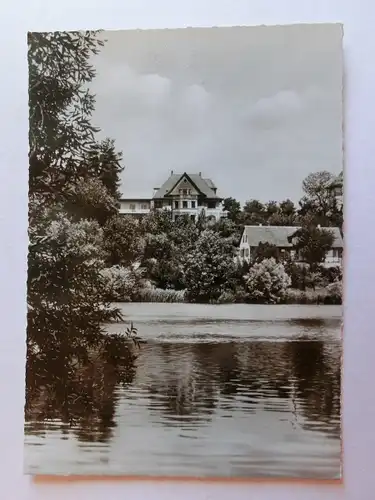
<box><xmin>103</xmin><ymin>256</ymin><xmax>343</xmax><ymax>306</ymax></box>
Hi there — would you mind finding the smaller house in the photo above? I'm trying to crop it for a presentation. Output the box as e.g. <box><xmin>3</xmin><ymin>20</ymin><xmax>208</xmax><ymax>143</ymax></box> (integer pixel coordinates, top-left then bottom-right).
<box><xmin>239</xmin><ymin>225</ymin><xmax>343</xmax><ymax>268</ymax></box>
<box><xmin>119</xmin><ymin>198</ymin><xmax>151</xmax><ymax>217</ymax></box>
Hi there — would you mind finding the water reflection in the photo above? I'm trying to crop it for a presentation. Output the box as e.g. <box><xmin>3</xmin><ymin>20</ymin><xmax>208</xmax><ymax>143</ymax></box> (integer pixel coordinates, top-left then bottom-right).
<box><xmin>25</xmin><ymin>339</ymin><xmax>138</xmax><ymax>443</ymax></box>
<box><xmin>24</xmin><ymin>305</ymin><xmax>342</xmax><ymax>478</ymax></box>
<box><xmin>134</xmin><ymin>339</ymin><xmax>340</xmax><ymax>438</ymax></box>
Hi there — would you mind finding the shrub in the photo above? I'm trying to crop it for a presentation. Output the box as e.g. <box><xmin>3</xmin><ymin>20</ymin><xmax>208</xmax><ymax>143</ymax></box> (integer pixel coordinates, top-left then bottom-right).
<box><xmin>134</xmin><ymin>287</ymin><xmax>186</xmax><ymax>303</ymax></box>
<box><xmin>283</xmin><ymin>288</ymin><xmax>328</xmax><ymax>304</ymax></box>
<box><xmin>27</xmin><ymin>211</ymin><xmax>122</xmax><ymax>357</ymax></box>
<box><xmin>244</xmin><ymin>258</ymin><xmax>291</xmax><ymax>304</ymax></box>
<box><xmin>325</xmin><ymin>281</ymin><xmax>343</xmax><ymax>304</ymax></box>
<box><xmin>284</xmin><ymin>261</ymin><xmax>309</xmax><ymax>290</ymax></box>
<box><xmin>215</xmin><ymin>291</ymin><xmax>237</xmax><ymax>304</ymax></box>
<box><xmin>183</xmin><ymin>229</ymin><xmax>237</xmax><ymax>303</ymax></box>
<box><xmin>100</xmin><ymin>265</ymin><xmax>144</xmax><ymax>302</ymax></box>
<box><xmin>318</xmin><ymin>265</ymin><xmax>343</xmax><ymax>285</ymax></box>
<box><xmin>283</xmin><ymin>282</ymin><xmax>342</xmax><ymax>305</ymax></box>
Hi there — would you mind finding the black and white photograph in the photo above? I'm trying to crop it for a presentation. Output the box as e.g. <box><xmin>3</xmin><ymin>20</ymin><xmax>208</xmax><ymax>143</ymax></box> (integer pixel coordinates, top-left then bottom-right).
<box><xmin>25</xmin><ymin>24</ymin><xmax>343</xmax><ymax>479</ymax></box>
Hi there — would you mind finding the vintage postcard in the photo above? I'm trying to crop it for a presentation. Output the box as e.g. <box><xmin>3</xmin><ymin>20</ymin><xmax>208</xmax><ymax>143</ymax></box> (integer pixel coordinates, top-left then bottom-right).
<box><xmin>25</xmin><ymin>24</ymin><xmax>343</xmax><ymax>479</ymax></box>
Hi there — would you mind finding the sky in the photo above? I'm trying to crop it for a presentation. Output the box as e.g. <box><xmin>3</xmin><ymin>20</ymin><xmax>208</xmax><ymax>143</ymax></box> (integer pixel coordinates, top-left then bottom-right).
<box><xmin>89</xmin><ymin>24</ymin><xmax>343</xmax><ymax>205</ymax></box>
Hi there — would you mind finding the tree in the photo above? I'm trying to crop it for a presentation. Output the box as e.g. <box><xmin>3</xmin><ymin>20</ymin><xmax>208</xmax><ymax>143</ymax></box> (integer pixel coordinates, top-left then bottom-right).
<box><xmin>183</xmin><ymin>230</ymin><xmax>237</xmax><ymax>303</ymax></box>
<box><xmin>79</xmin><ymin>139</ymin><xmax>124</xmax><ymax>201</ymax></box>
<box><xmin>289</xmin><ymin>225</ymin><xmax>335</xmax><ymax>271</ymax></box>
<box><xmin>27</xmin><ymin>212</ymin><xmax>120</xmax><ymax>355</ymax></box>
<box><xmin>27</xmin><ymin>31</ymin><xmax>137</xmax><ymax>425</ymax></box>
<box><xmin>244</xmin><ymin>258</ymin><xmax>291</xmax><ymax>304</ymax></box>
<box><xmin>265</xmin><ymin>201</ymin><xmax>278</xmax><ymax>218</ymax></box>
<box><xmin>211</xmin><ymin>218</ymin><xmax>241</xmax><ymax>245</ymax></box>
<box><xmin>268</xmin><ymin>199</ymin><xmax>297</xmax><ymax>226</ymax></box>
<box><xmin>28</xmin><ymin>31</ymin><xmax>105</xmax><ymax>201</ymax></box>
<box><xmin>63</xmin><ymin>177</ymin><xmax>118</xmax><ymax>226</ymax></box>
<box><xmin>223</xmin><ymin>197</ymin><xmax>241</xmax><ymax>221</ymax></box>
<box><xmin>252</xmin><ymin>242</ymin><xmax>280</xmax><ymax>263</ymax></box>
<box><xmin>242</xmin><ymin>199</ymin><xmax>266</xmax><ymax>225</ymax></box>
<box><xmin>298</xmin><ymin>171</ymin><xmax>337</xmax><ymax>226</ymax></box>
<box><xmin>279</xmin><ymin>199</ymin><xmax>296</xmax><ymax>217</ymax></box>
<box><xmin>103</xmin><ymin>215</ymin><xmax>143</xmax><ymax>266</ymax></box>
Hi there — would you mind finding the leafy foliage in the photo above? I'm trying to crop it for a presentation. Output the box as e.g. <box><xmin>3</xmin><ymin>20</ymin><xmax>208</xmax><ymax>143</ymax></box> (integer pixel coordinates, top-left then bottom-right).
<box><xmin>103</xmin><ymin>215</ymin><xmax>143</xmax><ymax>266</ymax></box>
<box><xmin>78</xmin><ymin>139</ymin><xmax>124</xmax><ymax>200</ymax></box>
<box><xmin>28</xmin><ymin>31</ymin><xmax>105</xmax><ymax>200</ymax></box>
<box><xmin>289</xmin><ymin>225</ymin><xmax>335</xmax><ymax>271</ymax></box>
<box><xmin>26</xmin><ymin>31</ymin><xmax>139</xmax><ymax>437</ymax></box>
<box><xmin>223</xmin><ymin>197</ymin><xmax>241</xmax><ymax>221</ymax></box>
<box><xmin>252</xmin><ymin>242</ymin><xmax>281</xmax><ymax>264</ymax></box>
<box><xmin>298</xmin><ymin>171</ymin><xmax>342</xmax><ymax>228</ymax></box>
<box><xmin>183</xmin><ymin>230</ymin><xmax>237</xmax><ymax>303</ymax></box>
<box><xmin>244</xmin><ymin>258</ymin><xmax>291</xmax><ymax>304</ymax></box>
<box><xmin>63</xmin><ymin>177</ymin><xmax>118</xmax><ymax>226</ymax></box>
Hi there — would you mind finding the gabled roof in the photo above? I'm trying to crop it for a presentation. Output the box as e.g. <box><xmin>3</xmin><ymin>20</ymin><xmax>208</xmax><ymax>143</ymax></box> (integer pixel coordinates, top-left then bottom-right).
<box><xmin>203</xmin><ymin>178</ymin><xmax>217</xmax><ymax>190</ymax></box>
<box><xmin>153</xmin><ymin>173</ymin><xmax>220</xmax><ymax>199</ymax></box>
<box><xmin>242</xmin><ymin>225</ymin><xmax>343</xmax><ymax>248</ymax></box>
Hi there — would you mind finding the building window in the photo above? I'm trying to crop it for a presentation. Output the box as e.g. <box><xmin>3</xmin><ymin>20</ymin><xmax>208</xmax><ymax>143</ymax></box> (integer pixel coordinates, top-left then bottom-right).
<box><xmin>174</xmin><ymin>201</ymin><xmax>179</xmax><ymax>209</ymax></box>
<box><xmin>141</xmin><ymin>204</ymin><xmax>148</xmax><ymax>210</ymax></box>
<box><xmin>154</xmin><ymin>200</ymin><xmax>163</xmax><ymax>209</ymax></box>
<box><xmin>245</xmin><ymin>248</ymin><xmax>249</xmax><ymax>257</ymax></box>
<box><xmin>240</xmin><ymin>249</ymin><xmax>245</xmax><ymax>258</ymax></box>
<box><xmin>183</xmin><ymin>189</ymin><xmax>188</xmax><ymax>195</ymax></box>
<box><xmin>191</xmin><ymin>201</ymin><xmax>196</xmax><ymax>208</ymax></box>
<box><xmin>207</xmin><ymin>201</ymin><xmax>216</xmax><ymax>209</ymax></box>
<box><xmin>333</xmin><ymin>248</ymin><xmax>341</xmax><ymax>259</ymax></box>
<box><xmin>182</xmin><ymin>201</ymin><xmax>188</xmax><ymax>208</ymax></box>
<box><xmin>129</xmin><ymin>204</ymin><xmax>136</xmax><ymax>211</ymax></box>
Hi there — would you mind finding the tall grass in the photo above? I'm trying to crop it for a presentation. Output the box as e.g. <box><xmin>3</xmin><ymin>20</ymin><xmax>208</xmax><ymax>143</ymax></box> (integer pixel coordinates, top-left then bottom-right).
<box><xmin>283</xmin><ymin>287</ymin><xmax>342</xmax><ymax>305</ymax></box>
<box><xmin>134</xmin><ymin>288</ymin><xmax>187</xmax><ymax>303</ymax></box>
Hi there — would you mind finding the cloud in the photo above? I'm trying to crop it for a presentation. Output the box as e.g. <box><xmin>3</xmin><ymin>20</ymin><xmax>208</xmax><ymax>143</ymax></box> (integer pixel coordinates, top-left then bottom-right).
<box><xmin>243</xmin><ymin>90</ymin><xmax>304</xmax><ymax>128</ymax></box>
<box><xmin>96</xmin><ymin>64</ymin><xmax>172</xmax><ymax>111</ymax></box>
<box><xmin>89</xmin><ymin>25</ymin><xmax>343</xmax><ymax>206</ymax></box>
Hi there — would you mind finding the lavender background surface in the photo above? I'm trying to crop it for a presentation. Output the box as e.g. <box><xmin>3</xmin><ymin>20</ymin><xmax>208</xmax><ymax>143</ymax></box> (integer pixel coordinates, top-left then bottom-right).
<box><xmin>1</xmin><ymin>0</ymin><xmax>374</xmax><ymax>499</ymax></box>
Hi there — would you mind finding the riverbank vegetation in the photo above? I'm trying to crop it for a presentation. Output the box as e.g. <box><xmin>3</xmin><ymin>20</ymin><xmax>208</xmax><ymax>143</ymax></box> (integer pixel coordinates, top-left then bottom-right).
<box><xmin>26</xmin><ymin>31</ymin><xmax>141</xmax><ymax>424</ymax></box>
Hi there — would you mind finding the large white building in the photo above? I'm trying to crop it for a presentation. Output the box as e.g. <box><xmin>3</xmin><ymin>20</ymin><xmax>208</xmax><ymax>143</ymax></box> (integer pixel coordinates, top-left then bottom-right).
<box><xmin>120</xmin><ymin>171</ymin><xmax>227</xmax><ymax>222</ymax></box>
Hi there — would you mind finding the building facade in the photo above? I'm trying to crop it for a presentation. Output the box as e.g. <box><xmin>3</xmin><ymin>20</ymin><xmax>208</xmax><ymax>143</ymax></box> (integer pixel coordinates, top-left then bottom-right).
<box><xmin>327</xmin><ymin>171</ymin><xmax>343</xmax><ymax>209</ymax></box>
<box><xmin>120</xmin><ymin>171</ymin><xmax>227</xmax><ymax>221</ymax></box>
<box><xmin>239</xmin><ymin>225</ymin><xmax>344</xmax><ymax>268</ymax></box>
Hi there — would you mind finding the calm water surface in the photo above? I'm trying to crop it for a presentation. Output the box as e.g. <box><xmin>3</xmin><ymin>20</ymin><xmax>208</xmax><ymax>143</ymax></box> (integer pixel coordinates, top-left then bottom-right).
<box><xmin>24</xmin><ymin>303</ymin><xmax>342</xmax><ymax>479</ymax></box>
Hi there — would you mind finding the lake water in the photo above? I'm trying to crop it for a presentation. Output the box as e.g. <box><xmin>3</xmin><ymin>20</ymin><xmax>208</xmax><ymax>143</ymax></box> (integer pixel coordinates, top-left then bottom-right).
<box><xmin>24</xmin><ymin>303</ymin><xmax>342</xmax><ymax>479</ymax></box>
